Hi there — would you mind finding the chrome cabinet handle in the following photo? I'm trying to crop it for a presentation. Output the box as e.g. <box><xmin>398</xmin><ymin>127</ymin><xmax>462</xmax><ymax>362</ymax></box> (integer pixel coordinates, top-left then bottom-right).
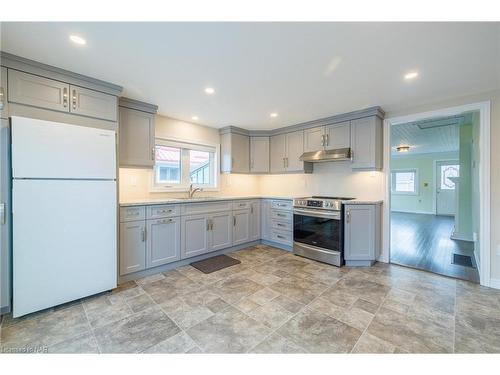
<box><xmin>277</xmin><ymin>235</ymin><xmax>286</xmax><ymax>239</ymax></box>
<box><xmin>250</xmin><ymin>206</ymin><xmax>254</xmax><ymax>214</ymax></box>
<box><xmin>233</xmin><ymin>216</ymin><xmax>236</xmax><ymax>226</ymax></box>
<box><xmin>321</xmin><ymin>134</ymin><xmax>325</xmax><ymax>147</ymax></box>
<box><xmin>63</xmin><ymin>87</ymin><xmax>68</xmax><ymax>108</ymax></box>
<box><xmin>158</xmin><ymin>218</ymin><xmax>173</xmax><ymax>224</ymax></box>
<box><xmin>277</xmin><ymin>213</ymin><xmax>286</xmax><ymax>217</ymax></box>
<box><xmin>325</xmin><ymin>134</ymin><xmax>329</xmax><ymax>146</ymax></box>
<box><xmin>277</xmin><ymin>223</ymin><xmax>285</xmax><ymax>227</ymax></box>
<box><xmin>346</xmin><ymin>210</ymin><xmax>351</xmax><ymax>223</ymax></box>
<box><xmin>283</xmin><ymin>157</ymin><xmax>286</xmax><ymax>168</ymax></box>
<box><xmin>152</xmin><ymin>147</ymin><xmax>155</xmax><ymax>160</ymax></box>
<box><xmin>71</xmin><ymin>89</ymin><xmax>77</xmax><ymax>110</ymax></box>
<box><xmin>141</xmin><ymin>227</ymin><xmax>146</xmax><ymax>242</ymax></box>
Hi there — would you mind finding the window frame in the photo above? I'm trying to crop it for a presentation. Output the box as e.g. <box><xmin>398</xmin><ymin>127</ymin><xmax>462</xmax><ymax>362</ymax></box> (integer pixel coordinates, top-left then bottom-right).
<box><xmin>391</xmin><ymin>168</ymin><xmax>419</xmax><ymax>196</ymax></box>
<box><xmin>150</xmin><ymin>137</ymin><xmax>220</xmax><ymax>192</ymax></box>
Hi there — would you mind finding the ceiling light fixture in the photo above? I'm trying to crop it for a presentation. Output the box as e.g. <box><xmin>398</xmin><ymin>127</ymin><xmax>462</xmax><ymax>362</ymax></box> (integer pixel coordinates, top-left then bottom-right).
<box><xmin>69</xmin><ymin>35</ymin><xmax>86</xmax><ymax>45</ymax></box>
<box><xmin>270</xmin><ymin>113</ymin><xmax>278</xmax><ymax>118</ymax></box>
<box><xmin>396</xmin><ymin>145</ymin><xmax>410</xmax><ymax>153</ymax></box>
<box><xmin>404</xmin><ymin>71</ymin><xmax>419</xmax><ymax>80</ymax></box>
<box><xmin>204</xmin><ymin>87</ymin><xmax>215</xmax><ymax>95</ymax></box>
<box><xmin>191</xmin><ymin>116</ymin><xmax>199</xmax><ymax>121</ymax></box>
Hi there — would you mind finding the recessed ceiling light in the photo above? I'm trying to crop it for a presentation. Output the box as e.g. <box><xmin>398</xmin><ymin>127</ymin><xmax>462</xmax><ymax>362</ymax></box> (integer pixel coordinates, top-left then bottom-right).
<box><xmin>270</xmin><ymin>113</ymin><xmax>278</xmax><ymax>118</ymax></box>
<box><xmin>404</xmin><ymin>71</ymin><xmax>419</xmax><ymax>80</ymax></box>
<box><xmin>204</xmin><ymin>87</ymin><xmax>215</xmax><ymax>95</ymax></box>
<box><xmin>396</xmin><ymin>145</ymin><xmax>410</xmax><ymax>153</ymax></box>
<box><xmin>191</xmin><ymin>116</ymin><xmax>199</xmax><ymax>121</ymax></box>
<box><xmin>69</xmin><ymin>35</ymin><xmax>86</xmax><ymax>45</ymax></box>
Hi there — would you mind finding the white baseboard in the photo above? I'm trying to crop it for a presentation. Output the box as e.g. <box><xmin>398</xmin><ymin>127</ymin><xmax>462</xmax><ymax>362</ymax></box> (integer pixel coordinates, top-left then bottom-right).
<box><xmin>391</xmin><ymin>209</ymin><xmax>435</xmax><ymax>215</ymax></box>
<box><xmin>489</xmin><ymin>278</ymin><xmax>500</xmax><ymax>290</ymax></box>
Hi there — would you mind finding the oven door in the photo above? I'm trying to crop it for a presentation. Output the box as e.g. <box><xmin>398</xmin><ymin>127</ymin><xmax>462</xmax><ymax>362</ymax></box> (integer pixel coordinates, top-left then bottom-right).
<box><xmin>293</xmin><ymin>208</ymin><xmax>342</xmax><ymax>253</ymax></box>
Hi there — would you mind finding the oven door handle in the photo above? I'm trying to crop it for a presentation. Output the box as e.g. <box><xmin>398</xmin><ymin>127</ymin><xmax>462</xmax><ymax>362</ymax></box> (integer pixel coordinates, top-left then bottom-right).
<box><xmin>293</xmin><ymin>208</ymin><xmax>340</xmax><ymax>220</ymax></box>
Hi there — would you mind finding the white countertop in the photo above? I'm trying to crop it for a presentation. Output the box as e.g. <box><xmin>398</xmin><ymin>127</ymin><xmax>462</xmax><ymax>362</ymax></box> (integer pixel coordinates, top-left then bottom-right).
<box><xmin>120</xmin><ymin>196</ymin><xmax>383</xmax><ymax>207</ymax></box>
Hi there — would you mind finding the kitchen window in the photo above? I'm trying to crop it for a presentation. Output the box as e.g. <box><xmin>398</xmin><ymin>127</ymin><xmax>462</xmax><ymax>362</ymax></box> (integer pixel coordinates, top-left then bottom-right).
<box><xmin>152</xmin><ymin>139</ymin><xmax>218</xmax><ymax>191</ymax></box>
<box><xmin>391</xmin><ymin>169</ymin><xmax>418</xmax><ymax>195</ymax></box>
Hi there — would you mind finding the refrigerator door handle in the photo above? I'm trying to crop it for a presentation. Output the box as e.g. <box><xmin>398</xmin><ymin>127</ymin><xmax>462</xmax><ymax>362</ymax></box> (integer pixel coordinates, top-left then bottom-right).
<box><xmin>0</xmin><ymin>203</ymin><xmax>5</xmax><ymax>225</ymax></box>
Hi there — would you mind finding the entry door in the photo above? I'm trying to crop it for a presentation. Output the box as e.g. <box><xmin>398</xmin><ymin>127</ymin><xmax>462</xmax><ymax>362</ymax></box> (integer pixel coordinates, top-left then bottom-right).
<box><xmin>436</xmin><ymin>161</ymin><xmax>460</xmax><ymax>216</ymax></box>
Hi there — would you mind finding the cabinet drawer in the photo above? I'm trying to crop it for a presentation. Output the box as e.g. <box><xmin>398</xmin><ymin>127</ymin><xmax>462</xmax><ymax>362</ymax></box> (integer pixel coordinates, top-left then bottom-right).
<box><xmin>271</xmin><ymin>200</ymin><xmax>292</xmax><ymax>211</ymax></box>
<box><xmin>120</xmin><ymin>206</ymin><xmax>146</xmax><ymax>222</ymax></box>
<box><xmin>271</xmin><ymin>210</ymin><xmax>293</xmax><ymax>222</ymax></box>
<box><xmin>271</xmin><ymin>219</ymin><xmax>292</xmax><ymax>231</ymax></box>
<box><xmin>232</xmin><ymin>200</ymin><xmax>252</xmax><ymax>210</ymax></box>
<box><xmin>147</xmin><ymin>204</ymin><xmax>180</xmax><ymax>219</ymax></box>
<box><xmin>270</xmin><ymin>229</ymin><xmax>293</xmax><ymax>245</ymax></box>
<box><xmin>182</xmin><ymin>201</ymin><xmax>232</xmax><ymax>215</ymax></box>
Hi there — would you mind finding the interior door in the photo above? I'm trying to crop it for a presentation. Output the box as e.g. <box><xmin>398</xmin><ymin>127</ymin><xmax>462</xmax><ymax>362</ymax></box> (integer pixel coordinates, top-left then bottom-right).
<box><xmin>436</xmin><ymin>161</ymin><xmax>460</xmax><ymax>216</ymax></box>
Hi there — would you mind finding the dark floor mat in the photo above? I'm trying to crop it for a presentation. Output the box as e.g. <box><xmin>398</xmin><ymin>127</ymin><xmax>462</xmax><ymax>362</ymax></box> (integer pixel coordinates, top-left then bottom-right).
<box><xmin>452</xmin><ymin>253</ymin><xmax>474</xmax><ymax>268</ymax></box>
<box><xmin>190</xmin><ymin>255</ymin><xmax>241</xmax><ymax>274</ymax></box>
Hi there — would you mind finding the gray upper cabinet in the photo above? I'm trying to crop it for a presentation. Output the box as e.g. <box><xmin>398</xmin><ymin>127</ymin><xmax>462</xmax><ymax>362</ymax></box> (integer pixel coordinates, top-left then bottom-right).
<box><xmin>119</xmin><ymin>98</ymin><xmax>158</xmax><ymax>168</ymax></box>
<box><xmin>270</xmin><ymin>133</ymin><xmax>287</xmax><ymax>173</ymax></box>
<box><xmin>304</xmin><ymin>121</ymin><xmax>350</xmax><ymax>152</ymax></box>
<box><xmin>285</xmin><ymin>130</ymin><xmax>305</xmax><ymax>172</ymax></box>
<box><xmin>344</xmin><ymin>204</ymin><xmax>381</xmax><ymax>266</ymax></box>
<box><xmin>250</xmin><ymin>136</ymin><xmax>269</xmax><ymax>173</ymax></box>
<box><xmin>221</xmin><ymin>132</ymin><xmax>250</xmax><ymax>173</ymax></box>
<box><xmin>233</xmin><ymin>209</ymin><xmax>251</xmax><ymax>246</ymax></box>
<box><xmin>325</xmin><ymin>121</ymin><xmax>350</xmax><ymax>150</ymax></box>
<box><xmin>209</xmin><ymin>211</ymin><xmax>233</xmax><ymax>251</ymax></box>
<box><xmin>303</xmin><ymin>126</ymin><xmax>325</xmax><ymax>152</ymax></box>
<box><xmin>70</xmin><ymin>86</ymin><xmax>117</xmax><ymax>122</ymax></box>
<box><xmin>119</xmin><ymin>220</ymin><xmax>146</xmax><ymax>275</ymax></box>
<box><xmin>350</xmin><ymin>116</ymin><xmax>383</xmax><ymax>170</ymax></box>
<box><xmin>8</xmin><ymin>70</ymin><xmax>70</xmax><ymax>113</ymax></box>
<box><xmin>1</xmin><ymin>67</ymin><xmax>8</xmax><ymax>119</ymax></box>
<box><xmin>181</xmin><ymin>214</ymin><xmax>210</xmax><ymax>259</ymax></box>
<box><xmin>146</xmin><ymin>217</ymin><xmax>180</xmax><ymax>268</ymax></box>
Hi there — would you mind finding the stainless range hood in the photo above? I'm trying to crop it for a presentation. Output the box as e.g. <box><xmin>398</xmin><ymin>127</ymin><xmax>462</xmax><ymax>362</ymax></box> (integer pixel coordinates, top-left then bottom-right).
<box><xmin>299</xmin><ymin>147</ymin><xmax>352</xmax><ymax>163</ymax></box>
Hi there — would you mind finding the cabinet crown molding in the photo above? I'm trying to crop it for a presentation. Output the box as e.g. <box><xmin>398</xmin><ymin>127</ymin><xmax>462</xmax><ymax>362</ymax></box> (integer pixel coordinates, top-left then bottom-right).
<box><xmin>0</xmin><ymin>51</ymin><xmax>123</xmax><ymax>96</ymax></box>
<box><xmin>119</xmin><ymin>97</ymin><xmax>158</xmax><ymax>114</ymax></box>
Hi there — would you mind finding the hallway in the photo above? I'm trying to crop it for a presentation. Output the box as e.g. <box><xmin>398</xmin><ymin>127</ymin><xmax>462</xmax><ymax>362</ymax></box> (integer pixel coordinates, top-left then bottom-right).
<box><xmin>390</xmin><ymin>212</ymin><xmax>479</xmax><ymax>283</ymax></box>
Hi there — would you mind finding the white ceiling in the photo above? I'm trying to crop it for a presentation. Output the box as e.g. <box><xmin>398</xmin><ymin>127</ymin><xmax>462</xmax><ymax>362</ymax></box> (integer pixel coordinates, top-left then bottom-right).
<box><xmin>391</xmin><ymin>113</ymin><xmax>474</xmax><ymax>156</ymax></box>
<box><xmin>1</xmin><ymin>22</ymin><xmax>499</xmax><ymax>130</ymax></box>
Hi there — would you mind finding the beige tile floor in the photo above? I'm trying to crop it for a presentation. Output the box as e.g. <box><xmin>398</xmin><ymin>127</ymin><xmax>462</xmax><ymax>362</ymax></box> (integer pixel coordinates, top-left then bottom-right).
<box><xmin>1</xmin><ymin>245</ymin><xmax>500</xmax><ymax>353</ymax></box>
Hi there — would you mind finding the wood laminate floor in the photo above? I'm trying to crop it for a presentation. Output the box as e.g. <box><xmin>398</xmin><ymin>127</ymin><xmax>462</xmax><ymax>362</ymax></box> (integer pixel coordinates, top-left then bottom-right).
<box><xmin>390</xmin><ymin>212</ymin><xmax>479</xmax><ymax>283</ymax></box>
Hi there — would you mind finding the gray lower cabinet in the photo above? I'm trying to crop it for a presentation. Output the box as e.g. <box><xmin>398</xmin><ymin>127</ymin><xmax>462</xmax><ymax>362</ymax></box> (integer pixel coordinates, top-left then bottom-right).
<box><xmin>260</xmin><ymin>199</ymin><xmax>271</xmax><ymax>241</ymax></box>
<box><xmin>70</xmin><ymin>85</ymin><xmax>117</xmax><ymax>122</ymax></box>
<box><xmin>119</xmin><ymin>106</ymin><xmax>155</xmax><ymax>167</ymax></box>
<box><xmin>146</xmin><ymin>217</ymin><xmax>180</xmax><ymax>268</ymax></box>
<box><xmin>120</xmin><ymin>220</ymin><xmax>146</xmax><ymax>275</ymax></box>
<box><xmin>350</xmin><ymin>116</ymin><xmax>383</xmax><ymax>170</ymax></box>
<box><xmin>344</xmin><ymin>204</ymin><xmax>381</xmax><ymax>266</ymax></box>
<box><xmin>181</xmin><ymin>214</ymin><xmax>210</xmax><ymax>259</ymax></box>
<box><xmin>250</xmin><ymin>200</ymin><xmax>261</xmax><ymax>241</ymax></box>
<box><xmin>233</xmin><ymin>209</ymin><xmax>251</xmax><ymax>246</ymax></box>
<box><xmin>210</xmin><ymin>211</ymin><xmax>233</xmax><ymax>251</ymax></box>
<box><xmin>1</xmin><ymin>67</ymin><xmax>8</xmax><ymax>119</ymax></box>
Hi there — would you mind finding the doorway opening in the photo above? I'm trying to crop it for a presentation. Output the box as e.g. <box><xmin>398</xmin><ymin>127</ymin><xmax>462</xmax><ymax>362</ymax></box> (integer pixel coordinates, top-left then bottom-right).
<box><xmin>388</xmin><ymin>111</ymin><xmax>481</xmax><ymax>283</ymax></box>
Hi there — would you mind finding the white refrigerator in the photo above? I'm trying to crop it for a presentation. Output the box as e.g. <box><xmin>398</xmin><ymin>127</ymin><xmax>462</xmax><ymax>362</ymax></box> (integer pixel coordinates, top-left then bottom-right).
<box><xmin>11</xmin><ymin>116</ymin><xmax>117</xmax><ymax>317</ymax></box>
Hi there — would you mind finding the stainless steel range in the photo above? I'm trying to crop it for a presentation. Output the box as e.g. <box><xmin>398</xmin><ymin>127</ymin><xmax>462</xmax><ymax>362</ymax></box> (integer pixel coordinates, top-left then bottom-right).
<box><xmin>293</xmin><ymin>196</ymin><xmax>354</xmax><ymax>266</ymax></box>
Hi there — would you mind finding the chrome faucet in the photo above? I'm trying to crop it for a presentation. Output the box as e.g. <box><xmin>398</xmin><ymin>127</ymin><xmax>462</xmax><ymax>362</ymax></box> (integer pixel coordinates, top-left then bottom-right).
<box><xmin>188</xmin><ymin>184</ymin><xmax>203</xmax><ymax>198</ymax></box>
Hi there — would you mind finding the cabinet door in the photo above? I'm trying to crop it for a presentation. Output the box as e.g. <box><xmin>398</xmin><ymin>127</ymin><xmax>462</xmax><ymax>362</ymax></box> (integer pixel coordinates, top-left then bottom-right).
<box><xmin>120</xmin><ymin>221</ymin><xmax>146</xmax><ymax>275</ymax></box>
<box><xmin>70</xmin><ymin>86</ymin><xmax>117</xmax><ymax>121</ymax></box>
<box><xmin>250</xmin><ymin>200</ymin><xmax>261</xmax><ymax>241</ymax></box>
<box><xmin>231</xmin><ymin>133</ymin><xmax>250</xmax><ymax>173</ymax></box>
<box><xmin>1</xmin><ymin>67</ymin><xmax>8</xmax><ymax>119</ymax></box>
<box><xmin>270</xmin><ymin>134</ymin><xmax>286</xmax><ymax>173</ymax></box>
<box><xmin>119</xmin><ymin>107</ymin><xmax>155</xmax><ymax>167</ymax></box>
<box><xmin>210</xmin><ymin>211</ymin><xmax>233</xmax><ymax>251</ymax></box>
<box><xmin>233</xmin><ymin>209</ymin><xmax>251</xmax><ymax>246</ymax></box>
<box><xmin>146</xmin><ymin>217</ymin><xmax>180</xmax><ymax>268</ymax></box>
<box><xmin>8</xmin><ymin>70</ymin><xmax>70</xmax><ymax>113</ymax></box>
<box><xmin>250</xmin><ymin>137</ymin><xmax>269</xmax><ymax>173</ymax></box>
<box><xmin>350</xmin><ymin>116</ymin><xmax>383</xmax><ymax>170</ymax></box>
<box><xmin>344</xmin><ymin>205</ymin><xmax>375</xmax><ymax>260</ymax></box>
<box><xmin>181</xmin><ymin>214</ymin><xmax>210</xmax><ymax>259</ymax></box>
<box><xmin>303</xmin><ymin>126</ymin><xmax>325</xmax><ymax>152</ymax></box>
<box><xmin>285</xmin><ymin>130</ymin><xmax>305</xmax><ymax>172</ymax></box>
<box><xmin>325</xmin><ymin>121</ymin><xmax>350</xmax><ymax>150</ymax></box>
<box><xmin>260</xmin><ymin>200</ymin><xmax>271</xmax><ymax>241</ymax></box>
